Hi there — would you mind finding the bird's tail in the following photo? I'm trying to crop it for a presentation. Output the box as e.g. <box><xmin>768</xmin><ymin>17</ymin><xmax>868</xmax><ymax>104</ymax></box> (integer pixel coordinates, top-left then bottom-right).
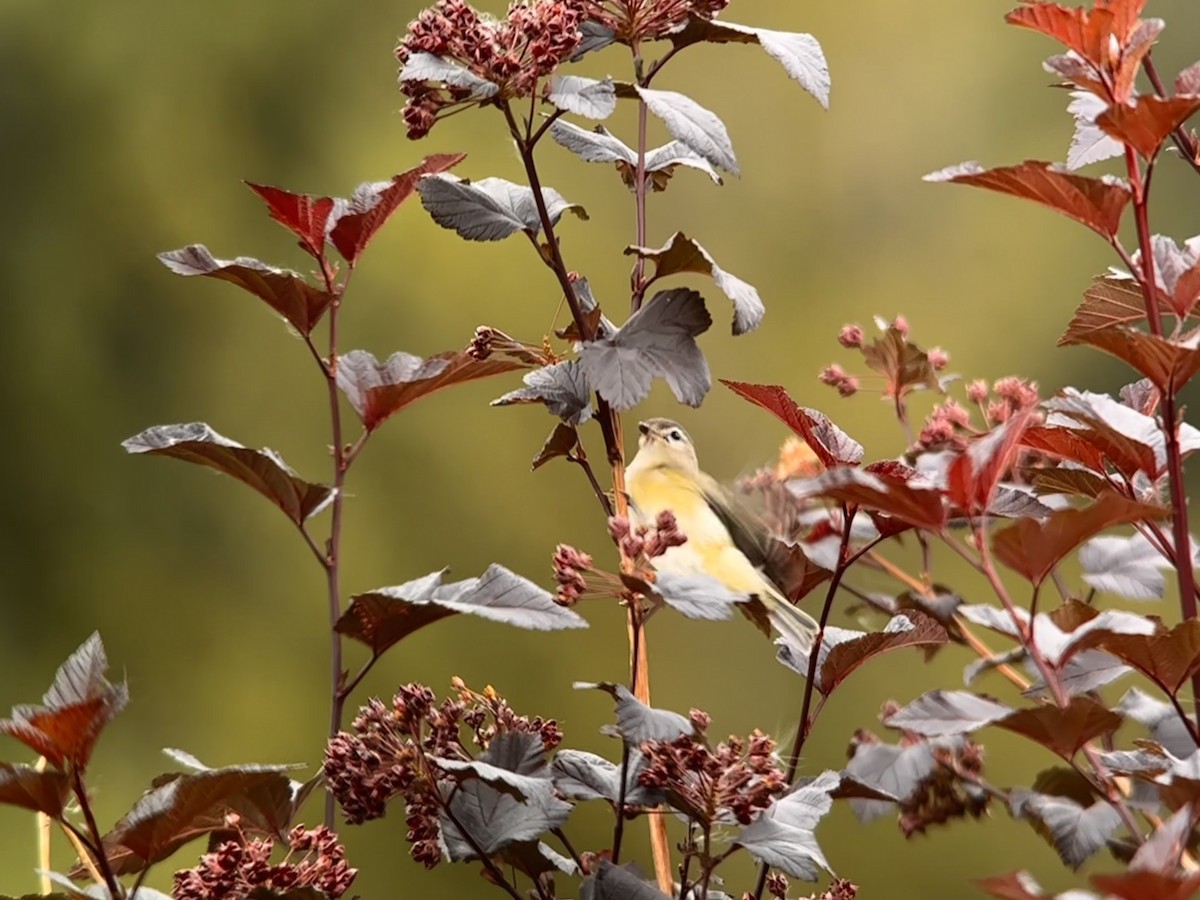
<box><xmin>765</xmin><ymin>593</ymin><xmax>821</xmax><ymax>652</ymax></box>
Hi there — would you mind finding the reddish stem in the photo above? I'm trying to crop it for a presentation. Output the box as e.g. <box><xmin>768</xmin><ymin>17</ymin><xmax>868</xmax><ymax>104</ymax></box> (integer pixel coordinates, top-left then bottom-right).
<box><xmin>1123</xmin><ymin>146</ymin><xmax>1199</xmax><ymax>725</ymax></box>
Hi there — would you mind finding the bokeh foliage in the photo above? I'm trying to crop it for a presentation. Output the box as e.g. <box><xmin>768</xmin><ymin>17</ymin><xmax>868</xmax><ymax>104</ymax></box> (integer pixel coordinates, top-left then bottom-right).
<box><xmin>1</xmin><ymin>0</ymin><xmax>1199</xmax><ymax>896</ymax></box>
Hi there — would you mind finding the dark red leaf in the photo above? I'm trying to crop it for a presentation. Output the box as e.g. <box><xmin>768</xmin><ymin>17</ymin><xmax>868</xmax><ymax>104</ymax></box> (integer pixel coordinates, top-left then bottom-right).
<box><xmin>1178</xmin><ymin>61</ymin><xmax>1200</xmax><ymax>96</ymax></box>
<box><xmin>91</xmin><ymin>767</ymin><xmax>296</xmax><ymax>874</ymax></box>
<box><xmin>1044</xmin><ymin>389</ymin><xmax>1160</xmax><ymax>479</ymax></box>
<box><xmin>123</xmin><ymin>423</ymin><xmax>333</xmax><ymax>526</ymax></box>
<box><xmin>531</xmin><ymin>423</ymin><xmax>579</xmax><ymax>471</ymax></box>
<box><xmin>1175</xmin><ymin>261</ymin><xmax>1200</xmax><ymax>318</ymax></box>
<box><xmin>947</xmin><ymin>408</ymin><xmax>1035</xmax><ymax>515</ymax></box>
<box><xmin>1004</xmin><ymin>1</ymin><xmax>1147</xmax><ymax>68</ymax></box>
<box><xmin>996</xmin><ymin>696</ymin><xmax>1121</xmax><ymax>760</ymax></box>
<box><xmin>337</xmin><ymin>348</ymin><xmax>525</xmax><ymax>432</ymax></box>
<box><xmin>1058</xmin><ymin>276</ymin><xmax>1146</xmax><ymax>347</ymax></box>
<box><xmin>0</xmin><ymin>634</ymin><xmax>126</xmax><ymax>769</ymax></box>
<box><xmin>1063</xmin><ymin>326</ymin><xmax>1200</xmax><ymax>394</ymax></box>
<box><xmin>1021</xmin><ymin>426</ymin><xmax>1108</xmax><ymax>473</ymax></box>
<box><xmin>1024</xmin><ymin>465</ymin><xmax>1110</xmax><ymax>499</ymax></box>
<box><xmin>991</xmin><ymin>491</ymin><xmax>1167</xmax><ymax>585</ymax></box>
<box><xmin>1074</xmin><ymin>620</ymin><xmax>1200</xmax><ymax>695</ymax></box>
<box><xmin>794</xmin><ymin>464</ymin><xmax>946</xmax><ymax>531</ymax></box>
<box><xmin>158</xmin><ymin>245</ymin><xmax>333</xmax><ymax>335</ymax></box>
<box><xmin>721</xmin><ymin>380</ymin><xmax>863</xmax><ymax>467</ymax></box>
<box><xmin>860</xmin><ymin>326</ymin><xmax>939</xmax><ymax>398</ymax></box>
<box><xmin>1097</xmin><ymin>95</ymin><xmax>1200</xmax><ymax>160</ymax></box>
<box><xmin>925</xmin><ymin>161</ymin><xmax>1131</xmax><ymax>240</ymax></box>
<box><xmin>244</xmin><ymin>183</ymin><xmax>335</xmax><ymax>260</ymax></box>
<box><xmin>0</xmin><ymin>763</ymin><xmax>70</xmax><ymax>817</ymax></box>
<box><xmin>1090</xmin><ymin>871</ymin><xmax>1200</xmax><ymax>900</ymax></box>
<box><xmin>328</xmin><ymin>153</ymin><xmax>466</xmax><ymax>265</ymax></box>
<box><xmin>816</xmin><ymin>613</ymin><xmax>949</xmax><ymax>694</ymax></box>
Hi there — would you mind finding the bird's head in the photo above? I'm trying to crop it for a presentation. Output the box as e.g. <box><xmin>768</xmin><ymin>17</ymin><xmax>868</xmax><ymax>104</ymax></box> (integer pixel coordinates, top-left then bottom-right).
<box><xmin>632</xmin><ymin>418</ymin><xmax>699</xmax><ymax>473</ymax></box>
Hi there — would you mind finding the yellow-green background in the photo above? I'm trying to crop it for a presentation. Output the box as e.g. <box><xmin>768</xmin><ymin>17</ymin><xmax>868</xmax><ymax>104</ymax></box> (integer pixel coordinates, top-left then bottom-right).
<box><xmin>2</xmin><ymin>1</ymin><xmax>1198</xmax><ymax>896</ymax></box>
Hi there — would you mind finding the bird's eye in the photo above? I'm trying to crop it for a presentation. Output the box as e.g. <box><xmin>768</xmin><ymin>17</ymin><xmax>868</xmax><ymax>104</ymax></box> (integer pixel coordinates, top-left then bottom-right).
<box><xmin>668</xmin><ymin>430</ymin><xmax>683</xmax><ymax>442</ymax></box>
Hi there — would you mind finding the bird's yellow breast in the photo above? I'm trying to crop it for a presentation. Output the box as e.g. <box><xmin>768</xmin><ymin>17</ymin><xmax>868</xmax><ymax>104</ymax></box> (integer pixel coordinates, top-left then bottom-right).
<box><xmin>626</xmin><ymin>465</ymin><xmax>774</xmax><ymax>596</ymax></box>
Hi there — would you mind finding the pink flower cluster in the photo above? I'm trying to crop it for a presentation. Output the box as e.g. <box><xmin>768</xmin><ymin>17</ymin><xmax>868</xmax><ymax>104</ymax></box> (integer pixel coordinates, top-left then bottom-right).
<box><xmin>583</xmin><ymin>0</ymin><xmax>730</xmax><ymax>42</ymax></box>
<box><xmin>638</xmin><ymin>726</ymin><xmax>787</xmax><ymax>827</ymax></box>
<box><xmin>323</xmin><ymin>682</ymin><xmax>561</xmax><ymax>866</ymax></box>
<box><xmin>397</xmin><ymin>0</ymin><xmax>587</xmax><ymax>137</ymax></box>
<box><xmin>172</xmin><ymin>825</ymin><xmax>356</xmax><ymax>900</ymax></box>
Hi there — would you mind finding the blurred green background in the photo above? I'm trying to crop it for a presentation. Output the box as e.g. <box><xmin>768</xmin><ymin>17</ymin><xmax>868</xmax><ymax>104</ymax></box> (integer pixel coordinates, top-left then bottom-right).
<box><xmin>2</xmin><ymin>0</ymin><xmax>1199</xmax><ymax>896</ymax></box>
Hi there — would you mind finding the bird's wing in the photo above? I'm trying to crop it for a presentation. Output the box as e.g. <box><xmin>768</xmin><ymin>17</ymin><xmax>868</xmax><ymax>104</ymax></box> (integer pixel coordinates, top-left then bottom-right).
<box><xmin>697</xmin><ymin>473</ymin><xmax>773</xmax><ymax>569</ymax></box>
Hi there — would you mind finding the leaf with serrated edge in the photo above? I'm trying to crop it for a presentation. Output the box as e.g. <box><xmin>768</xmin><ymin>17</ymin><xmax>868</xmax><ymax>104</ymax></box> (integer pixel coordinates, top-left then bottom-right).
<box><xmin>547</xmin><ymin>75</ymin><xmax>616</xmax><ymax>119</ymax></box>
<box><xmin>635</xmin><ymin>87</ymin><xmax>738</xmax><ymax>175</ymax></box>
<box><xmin>1059</xmin><ymin>276</ymin><xmax>1145</xmax><ymax>346</ymax></box>
<box><xmin>734</xmin><ymin>771</ymin><xmax>837</xmax><ymax>880</ymax></box>
<box><xmin>925</xmin><ymin>161</ymin><xmax>1131</xmax><ymax>240</ymax></box>
<box><xmin>492</xmin><ymin>360</ymin><xmax>592</xmax><ymax>426</ymax></box>
<box><xmin>996</xmin><ymin>697</ymin><xmax>1121</xmax><ymax>760</ymax></box>
<box><xmin>575</xmin><ymin>682</ymin><xmax>696</xmax><ymax>744</ymax></box>
<box><xmin>626</xmin><ymin>232</ymin><xmax>763</xmax><ymax>335</ymax></box>
<box><xmin>327</xmin><ymin>154</ymin><xmax>465</xmax><ymax>264</ymax></box>
<box><xmin>123</xmin><ymin>423</ymin><xmax>333</xmax><ymax>525</ymax></box>
<box><xmin>991</xmin><ymin>491</ymin><xmax>1166</xmax><ymax>585</ymax></box>
<box><xmin>1014</xmin><ymin>792</ymin><xmax>1121</xmax><ymax>869</ymax></box>
<box><xmin>722</xmin><ymin>380</ymin><xmax>863</xmax><ymax>467</ymax></box>
<box><xmin>418</xmin><ymin>174</ymin><xmax>586</xmax><ymax>242</ymax></box>
<box><xmin>1064</xmin><ymin>91</ymin><xmax>1124</xmax><ymax>170</ymax></box>
<box><xmin>1079</xmin><ymin>533</ymin><xmax>1167</xmax><ymax>599</ymax></box>
<box><xmin>340</xmin><ymin>348</ymin><xmax>524</xmax><ymax>432</ymax></box>
<box><xmin>668</xmin><ymin>18</ymin><xmax>829</xmax><ymax>109</ymax></box>
<box><xmin>578</xmin><ymin>288</ymin><xmax>712</xmax><ymax>410</ymax></box>
<box><xmin>338</xmin><ymin>565</ymin><xmax>586</xmax><ymax>659</ymax></box>
<box><xmin>158</xmin><ymin>246</ymin><xmax>333</xmax><ymax>335</ymax></box>
<box><xmin>398</xmin><ymin>52</ymin><xmax>498</xmax><ymax>97</ymax></box>
<box><xmin>885</xmin><ymin>690</ymin><xmax>1012</xmax><ymax>736</ymax></box>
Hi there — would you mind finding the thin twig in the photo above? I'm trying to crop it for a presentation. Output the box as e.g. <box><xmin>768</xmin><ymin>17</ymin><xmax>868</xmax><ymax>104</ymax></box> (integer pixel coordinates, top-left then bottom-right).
<box><xmin>752</xmin><ymin>505</ymin><xmax>855</xmax><ymax>900</ymax></box>
<box><xmin>72</xmin><ymin>768</ymin><xmax>122</xmax><ymax>899</ymax></box>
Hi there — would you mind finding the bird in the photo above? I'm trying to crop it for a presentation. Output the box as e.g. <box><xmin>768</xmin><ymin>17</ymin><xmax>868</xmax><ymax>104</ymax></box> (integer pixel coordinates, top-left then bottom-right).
<box><xmin>624</xmin><ymin>417</ymin><xmax>820</xmax><ymax>649</ymax></box>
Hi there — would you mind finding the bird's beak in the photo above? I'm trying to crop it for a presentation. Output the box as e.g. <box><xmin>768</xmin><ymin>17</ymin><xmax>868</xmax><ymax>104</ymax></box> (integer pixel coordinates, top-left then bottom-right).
<box><xmin>636</xmin><ymin>421</ymin><xmax>654</xmax><ymax>448</ymax></box>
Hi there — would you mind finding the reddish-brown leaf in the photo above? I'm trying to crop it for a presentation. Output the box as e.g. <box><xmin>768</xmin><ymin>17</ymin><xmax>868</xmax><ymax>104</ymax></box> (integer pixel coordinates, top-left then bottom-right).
<box><xmin>1058</xmin><ymin>276</ymin><xmax>1146</xmax><ymax>347</ymax></box>
<box><xmin>1089</xmin><ymin>871</ymin><xmax>1200</xmax><ymax>900</ymax></box>
<box><xmin>1024</xmin><ymin>465</ymin><xmax>1110</xmax><ymax>499</ymax></box>
<box><xmin>339</xmin><ymin>349</ymin><xmax>524</xmax><ymax>433</ymax></box>
<box><xmin>1074</xmin><ymin>620</ymin><xmax>1200</xmax><ymax>695</ymax></box>
<box><xmin>123</xmin><ymin>423</ymin><xmax>334</xmax><ymax>526</ymax></box>
<box><xmin>1178</xmin><ymin>60</ymin><xmax>1200</xmax><ymax>96</ymax></box>
<box><xmin>1097</xmin><ymin>95</ymin><xmax>1200</xmax><ymax>160</ymax></box>
<box><xmin>1174</xmin><ymin>260</ymin><xmax>1200</xmax><ymax>319</ymax></box>
<box><xmin>1022</xmin><ymin>425</ymin><xmax>1108</xmax><ymax>473</ymax></box>
<box><xmin>721</xmin><ymin>380</ymin><xmax>863</xmax><ymax>468</ymax></box>
<box><xmin>1004</xmin><ymin>1</ymin><xmax>1147</xmax><ymax>69</ymax></box>
<box><xmin>1065</xmin><ymin>326</ymin><xmax>1200</xmax><ymax>393</ymax></box>
<box><xmin>860</xmin><ymin>326</ymin><xmax>939</xmax><ymax>398</ymax></box>
<box><xmin>991</xmin><ymin>491</ymin><xmax>1167</xmax><ymax>585</ymax></box>
<box><xmin>817</xmin><ymin>613</ymin><xmax>949</xmax><ymax>695</ymax></box>
<box><xmin>925</xmin><ymin>161</ymin><xmax>1131</xmax><ymax>240</ymax></box>
<box><xmin>996</xmin><ymin>696</ymin><xmax>1121</xmax><ymax>760</ymax></box>
<box><xmin>947</xmin><ymin>408</ymin><xmax>1035</xmax><ymax>515</ymax></box>
<box><xmin>1044</xmin><ymin>389</ymin><xmax>1160</xmax><ymax>479</ymax></box>
<box><xmin>532</xmin><ymin>423</ymin><xmax>579</xmax><ymax>471</ymax></box>
<box><xmin>244</xmin><ymin>183</ymin><xmax>335</xmax><ymax>260</ymax></box>
<box><xmin>329</xmin><ymin>153</ymin><xmax>465</xmax><ymax>265</ymax></box>
<box><xmin>794</xmin><ymin>463</ymin><xmax>946</xmax><ymax>531</ymax></box>
<box><xmin>158</xmin><ymin>245</ymin><xmax>334</xmax><ymax>336</ymax></box>
<box><xmin>0</xmin><ymin>763</ymin><xmax>70</xmax><ymax>818</ymax></box>
<box><xmin>336</xmin><ymin>592</ymin><xmax>456</xmax><ymax>659</ymax></box>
